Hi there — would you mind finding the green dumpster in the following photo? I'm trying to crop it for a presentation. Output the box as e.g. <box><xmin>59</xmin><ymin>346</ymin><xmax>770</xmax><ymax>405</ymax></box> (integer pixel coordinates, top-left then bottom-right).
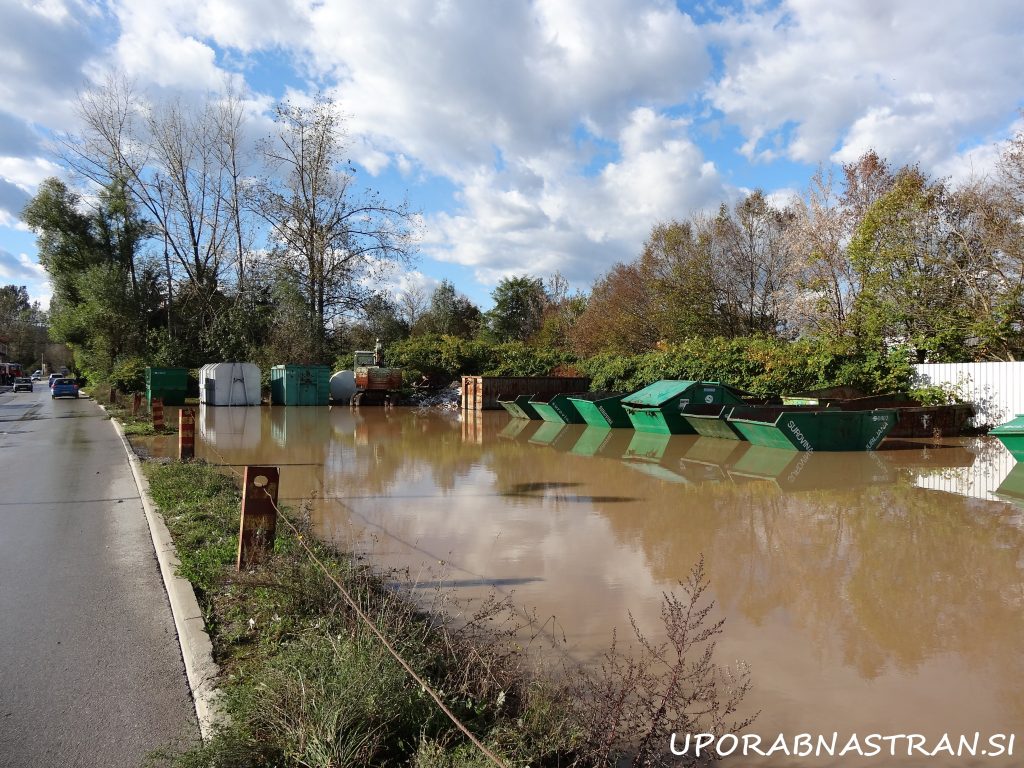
<box><xmin>568</xmin><ymin>391</ymin><xmax>632</xmax><ymax>428</ymax></box>
<box><xmin>622</xmin><ymin>380</ymin><xmax>745</xmax><ymax>434</ymax></box>
<box><xmin>145</xmin><ymin>366</ymin><xmax>188</xmax><ymax>406</ymax></box>
<box><xmin>498</xmin><ymin>394</ymin><xmax>541</xmax><ymax>420</ymax></box>
<box><xmin>270</xmin><ymin>365</ymin><xmax>331</xmax><ymax>406</ymax></box>
<box><xmin>529</xmin><ymin>392</ymin><xmax>587</xmax><ymax>424</ymax></box>
<box><xmin>991</xmin><ymin>415</ymin><xmax>1024</xmax><ymax>461</ymax></box>
<box><xmin>728</xmin><ymin>408</ymin><xmax>897</xmax><ymax>451</ymax></box>
<box><xmin>681</xmin><ymin>404</ymin><xmax>746</xmax><ymax>440</ymax></box>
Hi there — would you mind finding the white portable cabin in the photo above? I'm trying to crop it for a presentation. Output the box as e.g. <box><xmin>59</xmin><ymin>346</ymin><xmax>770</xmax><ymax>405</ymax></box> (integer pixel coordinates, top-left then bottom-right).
<box><xmin>199</xmin><ymin>362</ymin><xmax>261</xmax><ymax>406</ymax></box>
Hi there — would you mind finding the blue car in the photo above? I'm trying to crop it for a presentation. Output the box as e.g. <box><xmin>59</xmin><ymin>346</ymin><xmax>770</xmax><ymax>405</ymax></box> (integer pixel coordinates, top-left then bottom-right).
<box><xmin>51</xmin><ymin>378</ymin><xmax>79</xmax><ymax>399</ymax></box>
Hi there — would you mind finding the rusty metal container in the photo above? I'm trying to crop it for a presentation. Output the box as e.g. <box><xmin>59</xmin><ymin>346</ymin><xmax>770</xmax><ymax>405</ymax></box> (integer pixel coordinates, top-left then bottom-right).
<box><xmin>355</xmin><ymin>366</ymin><xmax>403</xmax><ymax>391</ymax></box>
<box><xmin>461</xmin><ymin>376</ymin><xmax>590</xmax><ymax>411</ymax></box>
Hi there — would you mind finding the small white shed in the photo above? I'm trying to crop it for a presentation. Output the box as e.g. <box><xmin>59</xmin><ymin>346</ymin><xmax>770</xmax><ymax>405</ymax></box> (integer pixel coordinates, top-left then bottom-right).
<box><xmin>200</xmin><ymin>362</ymin><xmax>261</xmax><ymax>406</ymax></box>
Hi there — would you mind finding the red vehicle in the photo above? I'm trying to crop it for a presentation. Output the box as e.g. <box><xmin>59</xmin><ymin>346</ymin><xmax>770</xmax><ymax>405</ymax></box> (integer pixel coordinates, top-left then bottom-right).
<box><xmin>1</xmin><ymin>362</ymin><xmax>24</xmax><ymax>385</ymax></box>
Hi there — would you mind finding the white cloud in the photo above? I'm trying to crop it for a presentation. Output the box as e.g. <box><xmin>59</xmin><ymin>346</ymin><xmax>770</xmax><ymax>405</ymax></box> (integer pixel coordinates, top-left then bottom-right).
<box><xmin>424</xmin><ymin>108</ymin><xmax>727</xmax><ymax>288</ymax></box>
<box><xmin>710</xmin><ymin>0</ymin><xmax>1024</xmax><ymax>171</ymax></box>
<box><xmin>0</xmin><ymin>248</ymin><xmax>47</xmax><ymax>282</ymax></box>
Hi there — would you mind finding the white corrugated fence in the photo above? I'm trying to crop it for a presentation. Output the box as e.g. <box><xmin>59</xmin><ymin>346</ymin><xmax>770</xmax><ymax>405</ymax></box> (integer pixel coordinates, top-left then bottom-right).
<box><xmin>914</xmin><ymin>361</ymin><xmax>1024</xmax><ymax>427</ymax></box>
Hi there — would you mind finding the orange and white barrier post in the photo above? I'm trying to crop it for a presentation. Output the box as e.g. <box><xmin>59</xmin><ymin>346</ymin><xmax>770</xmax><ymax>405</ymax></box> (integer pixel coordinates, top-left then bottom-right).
<box><xmin>151</xmin><ymin>397</ymin><xmax>164</xmax><ymax>430</ymax></box>
<box><xmin>178</xmin><ymin>408</ymin><xmax>195</xmax><ymax>461</ymax></box>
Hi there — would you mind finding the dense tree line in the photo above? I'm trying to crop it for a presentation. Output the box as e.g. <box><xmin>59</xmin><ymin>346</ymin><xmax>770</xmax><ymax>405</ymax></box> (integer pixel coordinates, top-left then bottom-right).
<box><xmin>22</xmin><ymin>78</ymin><xmax>1024</xmax><ymax>386</ymax></box>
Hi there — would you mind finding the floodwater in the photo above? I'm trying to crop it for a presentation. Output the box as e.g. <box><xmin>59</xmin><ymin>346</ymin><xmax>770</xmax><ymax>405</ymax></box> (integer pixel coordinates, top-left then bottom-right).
<box><xmin>138</xmin><ymin>406</ymin><xmax>1024</xmax><ymax>766</ymax></box>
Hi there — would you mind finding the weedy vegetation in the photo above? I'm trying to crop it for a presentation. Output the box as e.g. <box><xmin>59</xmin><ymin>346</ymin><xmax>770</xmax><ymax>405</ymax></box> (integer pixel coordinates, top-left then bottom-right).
<box><xmin>143</xmin><ymin>460</ymin><xmax>753</xmax><ymax>768</ymax></box>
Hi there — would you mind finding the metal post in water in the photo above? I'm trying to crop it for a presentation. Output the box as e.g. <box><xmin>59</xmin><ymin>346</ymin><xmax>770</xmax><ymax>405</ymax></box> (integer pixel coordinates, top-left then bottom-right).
<box><xmin>237</xmin><ymin>466</ymin><xmax>280</xmax><ymax>570</ymax></box>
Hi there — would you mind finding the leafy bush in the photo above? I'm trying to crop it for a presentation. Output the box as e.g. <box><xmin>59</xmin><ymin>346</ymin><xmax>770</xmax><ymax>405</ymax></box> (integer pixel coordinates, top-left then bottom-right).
<box><xmin>386</xmin><ymin>336</ymin><xmax>573</xmax><ymax>383</ymax></box>
<box><xmin>577</xmin><ymin>336</ymin><xmax>915</xmax><ymax>397</ymax></box>
<box><xmin>109</xmin><ymin>355</ymin><xmax>147</xmax><ymax>392</ymax></box>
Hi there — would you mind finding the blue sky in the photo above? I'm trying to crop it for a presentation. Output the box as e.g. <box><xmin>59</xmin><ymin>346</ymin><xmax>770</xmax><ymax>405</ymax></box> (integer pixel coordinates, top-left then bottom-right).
<box><xmin>1</xmin><ymin>0</ymin><xmax>1022</xmax><ymax>311</ymax></box>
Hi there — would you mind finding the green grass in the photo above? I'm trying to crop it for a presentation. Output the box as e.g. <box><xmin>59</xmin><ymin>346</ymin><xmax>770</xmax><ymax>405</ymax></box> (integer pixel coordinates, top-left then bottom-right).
<box><xmin>142</xmin><ymin>461</ymin><xmax>587</xmax><ymax>768</ymax></box>
<box><xmin>142</xmin><ymin>460</ymin><xmax>751</xmax><ymax>768</ymax></box>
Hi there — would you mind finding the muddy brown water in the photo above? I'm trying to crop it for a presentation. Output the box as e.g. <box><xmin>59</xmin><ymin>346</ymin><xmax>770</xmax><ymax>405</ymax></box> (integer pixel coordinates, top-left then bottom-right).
<box><xmin>137</xmin><ymin>406</ymin><xmax>1024</xmax><ymax>765</ymax></box>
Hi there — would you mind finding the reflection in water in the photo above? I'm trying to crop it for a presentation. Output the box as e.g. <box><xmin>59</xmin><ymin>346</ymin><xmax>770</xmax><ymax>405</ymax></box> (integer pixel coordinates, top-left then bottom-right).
<box><xmin>136</xmin><ymin>407</ymin><xmax>1024</xmax><ymax>766</ymax></box>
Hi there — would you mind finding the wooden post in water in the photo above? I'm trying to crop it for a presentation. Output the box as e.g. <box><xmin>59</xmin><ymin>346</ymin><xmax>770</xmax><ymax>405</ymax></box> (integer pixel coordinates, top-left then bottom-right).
<box><xmin>152</xmin><ymin>397</ymin><xmax>164</xmax><ymax>430</ymax></box>
<box><xmin>178</xmin><ymin>408</ymin><xmax>195</xmax><ymax>461</ymax></box>
<box><xmin>237</xmin><ymin>466</ymin><xmax>280</xmax><ymax>570</ymax></box>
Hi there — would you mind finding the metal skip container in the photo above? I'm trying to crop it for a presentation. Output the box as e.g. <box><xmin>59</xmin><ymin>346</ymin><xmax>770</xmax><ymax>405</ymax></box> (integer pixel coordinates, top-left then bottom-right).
<box><xmin>145</xmin><ymin>366</ymin><xmax>188</xmax><ymax>406</ymax></box>
<box><xmin>622</xmin><ymin>380</ymin><xmax>746</xmax><ymax>434</ymax></box>
<box><xmin>199</xmin><ymin>362</ymin><xmax>261</xmax><ymax>406</ymax></box>
<box><xmin>727</xmin><ymin>407</ymin><xmax>898</xmax><ymax>451</ymax></box>
<box><xmin>270</xmin><ymin>365</ymin><xmax>331</xmax><ymax>406</ymax></box>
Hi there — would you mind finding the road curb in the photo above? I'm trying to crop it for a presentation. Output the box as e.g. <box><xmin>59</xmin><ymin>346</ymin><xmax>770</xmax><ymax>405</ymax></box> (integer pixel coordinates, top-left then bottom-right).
<box><xmin>106</xmin><ymin>410</ymin><xmax>223</xmax><ymax>740</ymax></box>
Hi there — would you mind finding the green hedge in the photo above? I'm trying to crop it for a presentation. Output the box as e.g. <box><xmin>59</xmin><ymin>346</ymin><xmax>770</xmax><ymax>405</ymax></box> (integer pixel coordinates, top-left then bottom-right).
<box><xmin>381</xmin><ymin>335</ymin><xmax>574</xmax><ymax>383</ymax></box>
<box><xmin>354</xmin><ymin>334</ymin><xmax>915</xmax><ymax>397</ymax></box>
<box><xmin>576</xmin><ymin>336</ymin><xmax>915</xmax><ymax>397</ymax></box>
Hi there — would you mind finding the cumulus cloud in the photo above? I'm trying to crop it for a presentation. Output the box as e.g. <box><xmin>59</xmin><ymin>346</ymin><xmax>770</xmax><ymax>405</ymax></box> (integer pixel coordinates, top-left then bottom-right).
<box><xmin>709</xmin><ymin>0</ymin><xmax>1024</xmax><ymax>171</ymax></box>
<box><xmin>0</xmin><ymin>247</ymin><xmax>47</xmax><ymax>282</ymax></box>
<box><xmin>3</xmin><ymin>0</ymin><xmax>1022</xmax><ymax>301</ymax></box>
<box><xmin>425</xmin><ymin>108</ymin><xmax>727</xmax><ymax>288</ymax></box>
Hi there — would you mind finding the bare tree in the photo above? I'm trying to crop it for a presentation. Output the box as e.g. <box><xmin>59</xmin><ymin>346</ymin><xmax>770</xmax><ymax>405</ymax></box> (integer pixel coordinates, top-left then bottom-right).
<box><xmin>787</xmin><ymin>167</ymin><xmax>856</xmax><ymax>336</ymax></box>
<box><xmin>250</xmin><ymin>96</ymin><xmax>417</xmax><ymax>361</ymax></box>
<box><xmin>63</xmin><ymin>75</ymin><xmax>255</xmax><ymax>344</ymax></box>
<box><xmin>397</xmin><ymin>283</ymin><xmax>428</xmax><ymax>328</ymax></box>
<box><xmin>712</xmin><ymin>191</ymin><xmax>797</xmax><ymax>336</ymax></box>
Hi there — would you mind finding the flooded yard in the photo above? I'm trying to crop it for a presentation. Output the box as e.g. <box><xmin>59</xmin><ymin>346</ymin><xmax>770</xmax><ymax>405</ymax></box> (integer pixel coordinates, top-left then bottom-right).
<box><xmin>138</xmin><ymin>405</ymin><xmax>1024</xmax><ymax>765</ymax></box>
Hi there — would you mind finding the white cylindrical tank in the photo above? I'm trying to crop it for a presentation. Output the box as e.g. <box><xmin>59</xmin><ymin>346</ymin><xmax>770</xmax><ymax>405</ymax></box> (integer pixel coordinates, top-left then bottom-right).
<box><xmin>200</xmin><ymin>362</ymin><xmax>261</xmax><ymax>406</ymax></box>
<box><xmin>330</xmin><ymin>370</ymin><xmax>357</xmax><ymax>403</ymax></box>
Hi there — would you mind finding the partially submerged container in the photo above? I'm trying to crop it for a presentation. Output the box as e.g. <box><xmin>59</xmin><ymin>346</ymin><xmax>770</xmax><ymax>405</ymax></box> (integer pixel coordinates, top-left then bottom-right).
<box><xmin>330</xmin><ymin>370</ymin><xmax>357</xmax><ymax>404</ymax></box>
<box><xmin>146</xmin><ymin>366</ymin><xmax>188</xmax><ymax>406</ymax></box>
<box><xmin>199</xmin><ymin>362</ymin><xmax>261</xmax><ymax>406</ymax></box>
<box><xmin>728</xmin><ymin>407</ymin><xmax>898</xmax><ymax>451</ymax></box>
<box><xmin>680</xmin><ymin>404</ymin><xmax>746</xmax><ymax>440</ymax></box>
<box><xmin>498</xmin><ymin>394</ymin><xmax>541</xmax><ymax>420</ymax></box>
<box><xmin>885</xmin><ymin>404</ymin><xmax>976</xmax><ymax>438</ymax></box>
<box><xmin>622</xmin><ymin>380</ymin><xmax>746</xmax><ymax>434</ymax></box>
<box><xmin>461</xmin><ymin>376</ymin><xmax>590</xmax><ymax>411</ymax></box>
<box><xmin>529</xmin><ymin>392</ymin><xmax>587</xmax><ymax>424</ymax></box>
<box><xmin>568</xmin><ymin>391</ymin><xmax>632</xmax><ymax>428</ymax></box>
<box><xmin>270</xmin><ymin>364</ymin><xmax>330</xmax><ymax>406</ymax></box>
<box><xmin>991</xmin><ymin>414</ymin><xmax>1024</xmax><ymax>461</ymax></box>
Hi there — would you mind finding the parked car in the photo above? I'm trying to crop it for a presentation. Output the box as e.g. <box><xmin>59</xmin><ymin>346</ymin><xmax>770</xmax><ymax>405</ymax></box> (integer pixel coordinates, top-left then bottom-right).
<box><xmin>48</xmin><ymin>373</ymin><xmax>61</xmax><ymax>388</ymax></box>
<box><xmin>13</xmin><ymin>377</ymin><xmax>33</xmax><ymax>392</ymax></box>
<box><xmin>51</xmin><ymin>378</ymin><xmax>79</xmax><ymax>399</ymax></box>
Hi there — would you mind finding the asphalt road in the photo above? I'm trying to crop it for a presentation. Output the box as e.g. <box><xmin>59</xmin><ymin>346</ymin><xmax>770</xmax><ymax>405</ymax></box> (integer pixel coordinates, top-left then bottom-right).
<box><xmin>0</xmin><ymin>386</ymin><xmax>198</xmax><ymax>766</ymax></box>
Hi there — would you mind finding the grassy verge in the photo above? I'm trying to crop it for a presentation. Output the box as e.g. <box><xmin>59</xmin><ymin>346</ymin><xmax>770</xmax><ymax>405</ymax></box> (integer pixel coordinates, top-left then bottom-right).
<box><xmin>143</xmin><ymin>460</ymin><xmax>584</xmax><ymax>767</ymax></box>
<box><xmin>142</xmin><ymin>458</ymin><xmax>753</xmax><ymax>768</ymax></box>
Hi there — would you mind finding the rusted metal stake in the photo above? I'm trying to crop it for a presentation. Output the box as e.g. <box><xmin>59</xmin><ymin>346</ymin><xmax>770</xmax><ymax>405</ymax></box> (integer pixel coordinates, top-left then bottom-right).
<box><xmin>109</xmin><ymin>386</ymin><xmax>116</xmax><ymax>404</ymax></box>
<box><xmin>151</xmin><ymin>397</ymin><xmax>164</xmax><ymax>430</ymax></box>
<box><xmin>237</xmin><ymin>466</ymin><xmax>280</xmax><ymax>570</ymax></box>
<box><xmin>132</xmin><ymin>392</ymin><xmax>142</xmax><ymax>416</ymax></box>
<box><xmin>178</xmin><ymin>408</ymin><xmax>195</xmax><ymax>461</ymax></box>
